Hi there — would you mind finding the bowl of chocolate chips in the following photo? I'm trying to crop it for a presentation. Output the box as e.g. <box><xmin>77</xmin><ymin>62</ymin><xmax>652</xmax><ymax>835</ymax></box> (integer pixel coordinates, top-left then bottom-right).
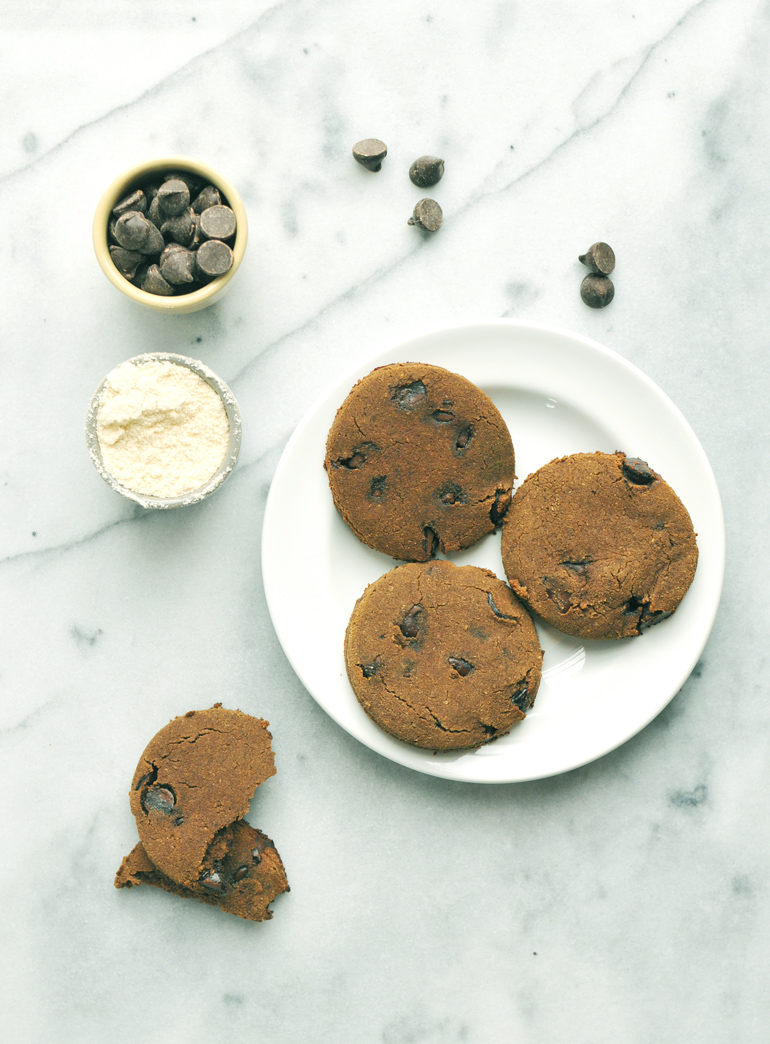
<box><xmin>93</xmin><ymin>156</ymin><xmax>248</xmax><ymax>313</ymax></box>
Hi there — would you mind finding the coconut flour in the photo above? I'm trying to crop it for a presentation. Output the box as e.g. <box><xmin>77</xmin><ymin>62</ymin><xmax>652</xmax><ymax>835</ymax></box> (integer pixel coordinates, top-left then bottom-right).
<box><xmin>96</xmin><ymin>358</ymin><xmax>230</xmax><ymax>498</ymax></box>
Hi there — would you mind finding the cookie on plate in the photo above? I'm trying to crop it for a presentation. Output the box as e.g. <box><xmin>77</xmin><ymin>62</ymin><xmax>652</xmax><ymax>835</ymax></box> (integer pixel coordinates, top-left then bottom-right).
<box><xmin>124</xmin><ymin>705</ymin><xmax>282</xmax><ymax>903</ymax></box>
<box><xmin>324</xmin><ymin>362</ymin><xmax>515</xmax><ymax>561</ymax></box>
<box><xmin>500</xmin><ymin>451</ymin><xmax>698</xmax><ymax>640</ymax></box>
<box><xmin>115</xmin><ymin>821</ymin><xmax>289</xmax><ymax>922</ymax></box>
<box><xmin>344</xmin><ymin>559</ymin><xmax>542</xmax><ymax>750</ymax></box>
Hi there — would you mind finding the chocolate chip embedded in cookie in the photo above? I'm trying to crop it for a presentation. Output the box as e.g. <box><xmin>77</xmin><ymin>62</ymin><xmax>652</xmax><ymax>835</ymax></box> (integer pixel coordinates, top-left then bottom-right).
<box><xmin>115</xmin><ymin>821</ymin><xmax>289</xmax><ymax>922</ymax></box>
<box><xmin>344</xmin><ymin>560</ymin><xmax>542</xmax><ymax>750</ymax></box>
<box><xmin>500</xmin><ymin>451</ymin><xmax>698</xmax><ymax>640</ymax></box>
<box><xmin>128</xmin><ymin>705</ymin><xmax>276</xmax><ymax>890</ymax></box>
<box><xmin>324</xmin><ymin>363</ymin><xmax>515</xmax><ymax>562</ymax></box>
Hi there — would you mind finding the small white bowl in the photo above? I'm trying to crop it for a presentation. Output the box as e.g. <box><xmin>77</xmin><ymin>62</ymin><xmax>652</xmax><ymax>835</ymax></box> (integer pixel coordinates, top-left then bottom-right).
<box><xmin>85</xmin><ymin>352</ymin><xmax>242</xmax><ymax>509</ymax></box>
<box><xmin>93</xmin><ymin>156</ymin><xmax>248</xmax><ymax>314</ymax></box>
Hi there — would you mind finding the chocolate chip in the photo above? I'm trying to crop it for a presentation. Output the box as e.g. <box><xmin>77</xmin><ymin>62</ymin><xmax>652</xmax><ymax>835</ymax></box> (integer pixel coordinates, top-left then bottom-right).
<box><xmin>196</xmin><ymin>238</ymin><xmax>234</xmax><ymax>278</ymax></box>
<box><xmin>109</xmin><ymin>246</ymin><xmax>144</xmax><ymax>280</ymax></box>
<box><xmin>438</xmin><ymin>482</ymin><xmax>467</xmax><ymax>505</ymax></box>
<box><xmin>562</xmin><ymin>559</ymin><xmax>591</xmax><ymax>575</ymax></box>
<box><xmin>199</xmin><ymin>204</ymin><xmax>237</xmax><ymax>241</ymax></box>
<box><xmin>340</xmin><ymin>452</ymin><xmax>366</xmax><ymax>469</ymax></box>
<box><xmin>490</xmin><ymin>488</ymin><xmax>512</xmax><ymax>526</ymax></box>
<box><xmin>160</xmin><ymin>207</ymin><xmax>196</xmax><ymax>247</ymax></box>
<box><xmin>487</xmin><ymin>592</ymin><xmax>515</xmax><ymax>620</ymax></box>
<box><xmin>369</xmin><ymin>475</ymin><xmax>387</xmax><ymax>499</ymax></box>
<box><xmin>359</xmin><ymin>655</ymin><xmax>383</xmax><ymax>678</ymax></box>
<box><xmin>112</xmin><ymin>189</ymin><xmax>147</xmax><ymax>217</ymax></box>
<box><xmin>580</xmin><ymin>273</ymin><xmax>614</xmax><ymax>308</ymax></box>
<box><xmin>455</xmin><ymin>427</ymin><xmax>473</xmax><ymax>452</ymax></box>
<box><xmin>621</xmin><ymin>457</ymin><xmax>656</xmax><ymax>485</ymax></box>
<box><xmin>409</xmin><ymin>156</ymin><xmax>444</xmax><ymax>188</ymax></box>
<box><xmin>142</xmin><ymin>785</ymin><xmax>176</xmax><ymax>814</ymax></box>
<box><xmin>432</xmin><ymin>409</ymin><xmax>454</xmax><ymax>422</ymax></box>
<box><xmin>192</xmin><ymin>185</ymin><xmax>222</xmax><ymax>213</ymax></box>
<box><xmin>448</xmin><ymin>656</ymin><xmax>474</xmax><ymax>677</ymax></box>
<box><xmin>157</xmin><ymin>179</ymin><xmax>191</xmax><ymax>217</ymax></box>
<box><xmin>352</xmin><ymin>138</ymin><xmax>387</xmax><ymax>172</ymax></box>
<box><xmin>140</xmin><ymin>264</ymin><xmax>175</xmax><ymax>296</ymax></box>
<box><xmin>400</xmin><ymin>604</ymin><xmax>424</xmax><ymax>639</ymax></box>
<box><xmin>199</xmin><ymin>870</ymin><xmax>225</xmax><ymax>894</ymax></box>
<box><xmin>544</xmin><ymin>579</ymin><xmax>571</xmax><ymax>613</ymax></box>
<box><xmin>623</xmin><ymin>595</ymin><xmax>671</xmax><ymax>634</ymax></box>
<box><xmin>579</xmin><ymin>242</ymin><xmax>615</xmax><ymax>275</ymax></box>
<box><xmin>113</xmin><ymin>211</ymin><xmax>165</xmax><ymax>254</ymax></box>
<box><xmin>510</xmin><ymin>684</ymin><xmax>530</xmax><ymax>710</ymax></box>
<box><xmin>482</xmin><ymin>724</ymin><xmax>498</xmax><ymax>736</ymax></box>
<box><xmin>408</xmin><ymin>198</ymin><xmax>443</xmax><ymax>232</ymax></box>
<box><xmin>159</xmin><ymin>244</ymin><xmax>197</xmax><ymax>285</ymax></box>
<box><xmin>423</xmin><ymin>526</ymin><xmax>439</xmax><ymax>557</ymax></box>
<box><xmin>233</xmin><ymin>865</ymin><xmax>249</xmax><ymax>882</ymax></box>
<box><xmin>392</xmin><ymin>380</ymin><xmax>427</xmax><ymax>410</ymax></box>
<box><xmin>251</xmin><ymin>848</ymin><xmax>263</xmax><ymax>865</ymax></box>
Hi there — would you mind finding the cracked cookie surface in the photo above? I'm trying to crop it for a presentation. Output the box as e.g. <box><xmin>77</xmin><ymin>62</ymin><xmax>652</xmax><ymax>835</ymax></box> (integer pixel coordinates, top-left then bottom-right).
<box><xmin>500</xmin><ymin>451</ymin><xmax>698</xmax><ymax>640</ymax></box>
<box><xmin>344</xmin><ymin>560</ymin><xmax>542</xmax><ymax>750</ymax></box>
<box><xmin>324</xmin><ymin>362</ymin><xmax>515</xmax><ymax>561</ymax></box>
<box><xmin>128</xmin><ymin>705</ymin><xmax>276</xmax><ymax>891</ymax></box>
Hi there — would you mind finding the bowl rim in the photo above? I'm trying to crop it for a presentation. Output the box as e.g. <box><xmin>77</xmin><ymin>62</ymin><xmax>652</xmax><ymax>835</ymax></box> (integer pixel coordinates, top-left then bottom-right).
<box><xmin>92</xmin><ymin>156</ymin><xmax>248</xmax><ymax>311</ymax></box>
<box><xmin>85</xmin><ymin>351</ymin><xmax>242</xmax><ymax>509</ymax></box>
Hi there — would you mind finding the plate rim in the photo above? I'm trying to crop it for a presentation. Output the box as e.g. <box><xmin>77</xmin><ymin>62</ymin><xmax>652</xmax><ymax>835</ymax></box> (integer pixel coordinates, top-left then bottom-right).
<box><xmin>262</xmin><ymin>318</ymin><xmax>725</xmax><ymax>783</ymax></box>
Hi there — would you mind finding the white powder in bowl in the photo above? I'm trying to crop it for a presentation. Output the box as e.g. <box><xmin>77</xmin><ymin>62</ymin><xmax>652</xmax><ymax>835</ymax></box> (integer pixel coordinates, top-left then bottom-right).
<box><xmin>96</xmin><ymin>359</ymin><xmax>230</xmax><ymax>498</ymax></box>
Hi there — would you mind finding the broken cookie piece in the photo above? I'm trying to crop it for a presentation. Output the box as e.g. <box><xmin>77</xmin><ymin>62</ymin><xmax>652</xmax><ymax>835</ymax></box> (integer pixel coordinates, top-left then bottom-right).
<box><xmin>117</xmin><ymin>704</ymin><xmax>287</xmax><ymax>921</ymax></box>
<box><xmin>115</xmin><ymin>821</ymin><xmax>289</xmax><ymax>922</ymax></box>
<box><xmin>344</xmin><ymin>560</ymin><xmax>542</xmax><ymax>750</ymax></box>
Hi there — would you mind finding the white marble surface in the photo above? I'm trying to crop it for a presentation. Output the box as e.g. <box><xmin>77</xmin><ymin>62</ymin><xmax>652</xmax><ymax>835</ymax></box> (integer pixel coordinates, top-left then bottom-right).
<box><xmin>1</xmin><ymin>1</ymin><xmax>767</xmax><ymax>1040</ymax></box>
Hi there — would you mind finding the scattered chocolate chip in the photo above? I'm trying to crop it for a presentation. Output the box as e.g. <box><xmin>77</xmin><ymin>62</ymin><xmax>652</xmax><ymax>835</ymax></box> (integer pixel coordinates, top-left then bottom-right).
<box><xmin>392</xmin><ymin>380</ymin><xmax>427</xmax><ymax>410</ymax></box>
<box><xmin>399</xmin><ymin>604</ymin><xmax>424</xmax><ymax>639</ymax></box>
<box><xmin>360</xmin><ymin>655</ymin><xmax>383</xmax><ymax>678</ymax></box>
<box><xmin>409</xmin><ymin>156</ymin><xmax>444</xmax><ymax>188</ymax></box>
<box><xmin>579</xmin><ymin>242</ymin><xmax>615</xmax><ymax>275</ymax></box>
<box><xmin>487</xmin><ymin>592</ymin><xmax>515</xmax><ymax>619</ymax></box>
<box><xmin>580</xmin><ymin>273</ymin><xmax>614</xmax><ymax>308</ymax></box>
<box><xmin>199</xmin><ymin>204</ymin><xmax>237</xmax><ymax>241</ymax></box>
<box><xmin>352</xmin><ymin>138</ymin><xmax>387</xmax><ymax>171</ymax></box>
<box><xmin>233</xmin><ymin>864</ymin><xmax>249</xmax><ymax>882</ymax></box>
<box><xmin>251</xmin><ymin>848</ymin><xmax>263</xmax><ymax>865</ymax></box>
<box><xmin>142</xmin><ymin>785</ymin><xmax>176</xmax><ymax>814</ymax></box>
<box><xmin>483</xmin><ymin>724</ymin><xmax>498</xmax><ymax>736</ymax></box>
<box><xmin>369</xmin><ymin>475</ymin><xmax>387</xmax><ymax>499</ymax></box>
<box><xmin>423</xmin><ymin>526</ymin><xmax>439</xmax><ymax>557</ymax></box>
<box><xmin>173</xmin><ymin>815</ymin><xmax>184</xmax><ymax>826</ymax></box>
<box><xmin>448</xmin><ymin>656</ymin><xmax>474</xmax><ymax>677</ymax></box>
<box><xmin>408</xmin><ymin>198</ymin><xmax>443</xmax><ymax>232</ymax></box>
<box><xmin>196</xmin><ymin>238</ymin><xmax>234</xmax><ymax>278</ymax></box>
<box><xmin>490</xmin><ymin>488</ymin><xmax>512</xmax><ymax>526</ymax></box>
<box><xmin>432</xmin><ymin>409</ymin><xmax>454</xmax><ymax>422</ymax></box>
<box><xmin>157</xmin><ymin>179</ymin><xmax>191</xmax><ymax>217</ymax></box>
<box><xmin>621</xmin><ymin>457</ymin><xmax>656</xmax><ymax>485</ymax></box>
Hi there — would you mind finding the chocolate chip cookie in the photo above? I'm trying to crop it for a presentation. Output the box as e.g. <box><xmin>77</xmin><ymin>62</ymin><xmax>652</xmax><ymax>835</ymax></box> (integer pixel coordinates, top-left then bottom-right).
<box><xmin>115</xmin><ymin>821</ymin><xmax>289</xmax><ymax>922</ymax></box>
<box><xmin>324</xmin><ymin>363</ymin><xmax>515</xmax><ymax>561</ymax></box>
<box><xmin>121</xmin><ymin>705</ymin><xmax>285</xmax><ymax>917</ymax></box>
<box><xmin>501</xmin><ymin>451</ymin><xmax>698</xmax><ymax>640</ymax></box>
<box><xmin>345</xmin><ymin>560</ymin><xmax>542</xmax><ymax>749</ymax></box>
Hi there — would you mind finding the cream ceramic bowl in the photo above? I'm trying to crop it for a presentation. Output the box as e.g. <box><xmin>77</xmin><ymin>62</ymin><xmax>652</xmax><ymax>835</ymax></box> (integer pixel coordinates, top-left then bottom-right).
<box><xmin>85</xmin><ymin>352</ymin><xmax>242</xmax><ymax>509</ymax></box>
<box><xmin>93</xmin><ymin>156</ymin><xmax>248</xmax><ymax>314</ymax></box>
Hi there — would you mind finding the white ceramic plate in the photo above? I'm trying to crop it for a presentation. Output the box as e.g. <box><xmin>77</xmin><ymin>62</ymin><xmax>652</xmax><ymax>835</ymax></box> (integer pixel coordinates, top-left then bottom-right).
<box><xmin>262</xmin><ymin>321</ymin><xmax>724</xmax><ymax>783</ymax></box>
